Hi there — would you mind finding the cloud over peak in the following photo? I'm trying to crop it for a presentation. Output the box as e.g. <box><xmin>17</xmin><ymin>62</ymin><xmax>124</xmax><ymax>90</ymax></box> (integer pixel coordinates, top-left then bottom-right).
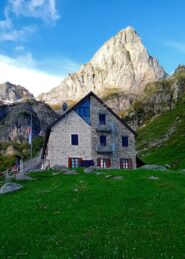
<box><xmin>8</xmin><ymin>0</ymin><xmax>60</xmax><ymax>23</ymax></box>
<box><xmin>0</xmin><ymin>0</ymin><xmax>60</xmax><ymax>42</ymax></box>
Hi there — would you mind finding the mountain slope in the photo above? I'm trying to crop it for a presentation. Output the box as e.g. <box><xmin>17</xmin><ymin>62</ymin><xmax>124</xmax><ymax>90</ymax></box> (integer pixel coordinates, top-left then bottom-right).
<box><xmin>0</xmin><ymin>99</ymin><xmax>58</xmax><ymax>142</ymax></box>
<box><xmin>38</xmin><ymin>26</ymin><xmax>166</xmax><ymax>111</ymax></box>
<box><xmin>135</xmin><ymin>67</ymin><xmax>185</xmax><ymax>169</ymax></box>
<box><xmin>0</xmin><ymin>81</ymin><xmax>34</xmax><ymax>102</ymax></box>
<box><xmin>124</xmin><ymin>66</ymin><xmax>185</xmax><ymax>130</ymax></box>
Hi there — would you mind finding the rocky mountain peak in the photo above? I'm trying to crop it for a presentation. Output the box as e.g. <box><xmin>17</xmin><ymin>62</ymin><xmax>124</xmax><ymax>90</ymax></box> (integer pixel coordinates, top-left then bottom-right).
<box><xmin>174</xmin><ymin>65</ymin><xmax>185</xmax><ymax>74</ymax></box>
<box><xmin>0</xmin><ymin>81</ymin><xmax>34</xmax><ymax>103</ymax></box>
<box><xmin>38</xmin><ymin>26</ymin><xmax>167</xmax><ymax>110</ymax></box>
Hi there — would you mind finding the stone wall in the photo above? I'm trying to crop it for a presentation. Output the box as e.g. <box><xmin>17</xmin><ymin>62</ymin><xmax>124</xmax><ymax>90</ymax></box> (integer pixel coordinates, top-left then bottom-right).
<box><xmin>46</xmin><ymin>111</ymin><xmax>92</xmax><ymax>167</ymax></box>
<box><xmin>90</xmin><ymin>95</ymin><xmax>136</xmax><ymax>168</ymax></box>
<box><xmin>46</xmin><ymin>94</ymin><xmax>136</xmax><ymax>169</ymax></box>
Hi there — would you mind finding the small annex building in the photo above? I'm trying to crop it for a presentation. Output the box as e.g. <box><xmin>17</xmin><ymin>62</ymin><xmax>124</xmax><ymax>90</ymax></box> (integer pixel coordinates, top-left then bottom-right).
<box><xmin>42</xmin><ymin>91</ymin><xmax>137</xmax><ymax>169</ymax></box>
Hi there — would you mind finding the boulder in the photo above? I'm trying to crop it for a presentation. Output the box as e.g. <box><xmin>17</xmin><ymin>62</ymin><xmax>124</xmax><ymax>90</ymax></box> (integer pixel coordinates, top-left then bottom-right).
<box><xmin>52</xmin><ymin>172</ymin><xmax>61</xmax><ymax>176</ymax></box>
<box><xmin>51</xmin><ymin>164</ymin><xmax>67</xmax><ymax>171</ymax></box>
<box><xmin>0</xmin><ymin>182</ymin><xmax>23</xmax><ymax>194</ymax></box>
<box><xmin>64</xmin><ymin>170</ymin><xmax>78</xmax><ymax>175</ymax></box>
<box><xmin>16</xmin><ymin>174</ymin><xmax>33</xmax><ymax>181</ymax></box>
<box><xmin>113</xmin><ymin>176</ymin><xmax>124</xmax><ymax>180</ymax></box>
<box><xmin>141</xmin><ymin>165</ymin><xmax>167</xmax><ymax>170</ymax></box>
<box><xmin>105</xmin><ymin>175</ymin><xmax>113</xmax><ymax>179</ymax></box>
<box><xmin>148</xmin><ymin>176</ymin><xmax>159</xmax><ymax>180</ymax></box>
<box><xmin>84</xmin><ymin>166</ymin><xmax>97</xmax><ymax>173</ymax></box>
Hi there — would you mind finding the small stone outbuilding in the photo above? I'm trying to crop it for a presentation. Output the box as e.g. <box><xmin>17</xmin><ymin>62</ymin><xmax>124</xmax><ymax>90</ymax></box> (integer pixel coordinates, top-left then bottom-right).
<box><xmin>42</xmin><ymin>92</ymin><xmax>136</xmax><ymax>169</ymax></box>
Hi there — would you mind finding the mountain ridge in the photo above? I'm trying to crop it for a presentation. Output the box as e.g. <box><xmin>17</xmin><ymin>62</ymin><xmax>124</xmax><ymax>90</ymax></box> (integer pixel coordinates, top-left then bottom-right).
<box><xmin>0</xmin><ymin>81</ymin><xmax>34</xmax><ymax>103</ymax></box>
<box><xmin>38</xmin><ymin>26</ymin><xmax>167</xmax><ymax>111</ymax></box>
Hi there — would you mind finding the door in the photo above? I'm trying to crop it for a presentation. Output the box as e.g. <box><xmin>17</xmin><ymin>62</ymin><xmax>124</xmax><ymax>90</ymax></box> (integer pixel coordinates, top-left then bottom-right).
<box><xmin>120</xmin><ymin>158</ymin><xmax>132</xmax><ymax>169</ymax></box>
<box><xmin>97</xmin><ymin>158</ymin><xmax>111</xmax><ymax>168</ymax></box>
<box><xmin>68</xmin><ymin>157</ymin><xmax>82</xmax><ymax>168</ymax></box>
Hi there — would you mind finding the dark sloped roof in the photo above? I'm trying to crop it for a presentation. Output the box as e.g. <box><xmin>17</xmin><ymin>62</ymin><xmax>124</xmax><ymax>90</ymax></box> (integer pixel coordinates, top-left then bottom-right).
<box><xmin>41</xmin><ymin>91</ymin><xmax>136</xmax><ymax>158</ymax></box>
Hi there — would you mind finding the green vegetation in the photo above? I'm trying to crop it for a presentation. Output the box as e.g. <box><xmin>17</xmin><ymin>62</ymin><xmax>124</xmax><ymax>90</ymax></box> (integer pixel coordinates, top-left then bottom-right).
<box><xmin>136</xmin><ymin>93</ymin><xmax>185</xmax><ymax>169</ymax></box>
<box><xmin>0</xmin><ymin>155</ymin><xmax>16</xmax><ymax>172</ymax></box>
<box><xmin>1</xmin><ymin>169</ymin><xmax>185</xmax><ymax>258</ymax></box>
<box><xmin>0</xmin><ymin>136</ymin><xmax>44</xmax><ymax>172</ymax></box>
<box><xmin>102</xmin><ymin>87</ymin><xmax>123</xmax><ymax>101</ymax></box>
<box><xmin>49</xmin><ymin>100</ymin><xmax>77</xmax><ymax>111</ymax></box>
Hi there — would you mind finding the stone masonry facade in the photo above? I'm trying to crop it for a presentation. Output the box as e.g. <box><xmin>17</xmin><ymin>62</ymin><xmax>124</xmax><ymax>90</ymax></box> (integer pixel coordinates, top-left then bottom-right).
<box><xmin>45</xmin><ymin>92</ymin><xmax>136</xmax><ymax>169</ymax></box>
<box><xmin>46</xmin><ymin>111</ymin><xmax>92</xmax><ymax>168</ymax></box>
<box><xmin>90</xmin><ymin>95</ymin><xmax>136</xmax><ymax>168</ymax></box>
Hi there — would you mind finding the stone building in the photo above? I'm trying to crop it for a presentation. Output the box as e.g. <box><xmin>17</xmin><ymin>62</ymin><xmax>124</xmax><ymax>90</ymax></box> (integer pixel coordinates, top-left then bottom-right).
<box><xmin>42</xmin><ymin>92</ymin><xmax>136</xmax><ymax>169</ymax></box>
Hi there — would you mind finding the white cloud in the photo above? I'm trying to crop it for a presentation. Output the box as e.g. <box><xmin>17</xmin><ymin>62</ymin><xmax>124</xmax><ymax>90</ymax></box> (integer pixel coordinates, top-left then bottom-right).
<box><xmin>0</xmin><ymin>25</ymin><xmax>37</xmax><ymax>42</ymax></box>
<box><xmin>0</xmin><ymin>14</ymin><xmax>12</xmax><ymax>30</ymax></box>
<box><xmin>8</xmin><ymin>0</ymin><xmax>60</xmax><ymax>23</ymax></box>
<box><xmin>0</xmin><ymin>0</ymin><xmax>60</xmax><ymax>42</ymax></box>
<box><xmin>0</xmin><ymin>53</ymin><xmax>81</xmax><ymax>96</ymax></box>
<box><xmin>163</xmin><ymin>41</ymin><xmax>185</xmax><ymax>54</ymax></box>
<box><xmin>15</xmin><ymin>45</ymin><xmax>25</xmax><ymax>51</ymax></box>
<box><xmin>0</xmin><ymin>54</ymin><xmax>62</xmax><ymax>96</ymax></box>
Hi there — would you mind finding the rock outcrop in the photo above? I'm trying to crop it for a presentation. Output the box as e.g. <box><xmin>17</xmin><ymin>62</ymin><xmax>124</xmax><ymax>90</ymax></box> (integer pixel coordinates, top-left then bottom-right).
<box><xmin>124</xmin><ymin>67</ymin><xmax>185</xmax><ymax>129</ymax></box>
<box><xmin>0</xmin><ymin>99</ymin><xmax>58</xmax><ymax>142</ymax></box>
<box><xmin>0</xmin><ymin>82</ymin><xmax>34</xmax><ymax>102</ymax></box>
<box><xmin>0</xmin><ymin>182</ymin><xmax>23</xmax><ymax>194</ymax></box>
<box><xmin>38</xmin><ymin>26</ymin><xmax>166</xmax><ymax>110</ymax></box>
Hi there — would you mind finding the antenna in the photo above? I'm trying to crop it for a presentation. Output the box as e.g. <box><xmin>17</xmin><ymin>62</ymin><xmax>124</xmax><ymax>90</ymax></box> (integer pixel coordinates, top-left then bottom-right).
<box><xmin>62</xmin><ymin>102</ymin><xmax>68</xmax><ymax>112</ymax></box>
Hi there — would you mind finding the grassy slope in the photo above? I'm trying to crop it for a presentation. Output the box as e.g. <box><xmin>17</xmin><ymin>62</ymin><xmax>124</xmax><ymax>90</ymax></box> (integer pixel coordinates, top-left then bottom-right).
<box><xmin>1</xmin><ymin>169</ymin><xmax>185</xmax><ymax>258</ymax></box>
<box><xmin>136</xmin><ymin>92</ymin><xmax>185</xmax><ymax>169</ymax></box>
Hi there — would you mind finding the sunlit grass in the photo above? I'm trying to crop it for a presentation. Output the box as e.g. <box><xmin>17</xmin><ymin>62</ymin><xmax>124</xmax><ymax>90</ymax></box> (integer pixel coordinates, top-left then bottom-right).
<box><xmin>1</xmin><ymin>169</ymin><xmax>185</xmax><ymax>258</ymax></box>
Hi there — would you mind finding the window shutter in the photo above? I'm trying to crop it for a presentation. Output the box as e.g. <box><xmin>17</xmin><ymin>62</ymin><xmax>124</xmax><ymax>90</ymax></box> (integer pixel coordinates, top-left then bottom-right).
<box><xmin>97</xmin><ymin>158</ymin><xmax>101</xmax><ymax>167</ymax></box>
<box><xmin>79</xmin><ymin>158</ymin><xmax>82</xmax><ymax>167</ymax></box>
<box><xmin>128</xmin><ymin>159</ymin><xmax>133</xmax><ymax>169</ymax></box>
<box><xmin>107</xmin><ymin>159</ymin><xmax>111</xmax><ymax>168</ymax></box>
<box><xmin>68</xmin><ymin>157</ymin><xmax>72</xmax><ymax>168</ymax></box>
<box><xmin>120</xmin><ymin>158</ymin><xmax>123</xmax><ymax>169</ymax></box>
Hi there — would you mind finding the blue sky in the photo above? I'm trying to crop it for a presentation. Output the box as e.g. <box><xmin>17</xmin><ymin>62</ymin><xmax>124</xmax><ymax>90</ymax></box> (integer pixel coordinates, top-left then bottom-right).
<box><xmin>0</xmin><ymin>0</ymin><xmax>185</xmax><ymax>96</ymax></box>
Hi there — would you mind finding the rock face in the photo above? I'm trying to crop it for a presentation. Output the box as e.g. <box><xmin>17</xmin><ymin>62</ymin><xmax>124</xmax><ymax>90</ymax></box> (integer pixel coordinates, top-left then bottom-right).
<box><xmin>0</xmin><ymin>99</ymin><xmax>58</xmax><ymax>142</ymax></box>
<box><xmin>124</xmin><ymin>67</ymin><xmax>185</xmax><ymax>130</ymax></box>
<box><xmin>38</xmin><ymin>26</ymin><xmax>166</xmax><ymax>109</ymax></box>
<box><xmin>0</xmin><ymin>82</ymin><xmax>34</xmax><ymax>102</ymax></box>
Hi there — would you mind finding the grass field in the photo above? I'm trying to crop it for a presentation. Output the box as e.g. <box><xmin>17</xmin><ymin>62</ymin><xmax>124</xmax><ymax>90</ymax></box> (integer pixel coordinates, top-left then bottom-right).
<box><xmin>1</xmin><ymin>169</ymin><xmax>185</xmax><ymax>258</ymax></box>
<box><xmin>136</xmin><ymin>91</ymin><xmax>185</xmax><ymax>169</ymax></box>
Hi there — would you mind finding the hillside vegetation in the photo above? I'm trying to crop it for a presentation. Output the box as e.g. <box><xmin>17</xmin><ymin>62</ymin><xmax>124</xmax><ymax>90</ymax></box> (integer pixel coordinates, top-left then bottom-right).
<box><xmin>1</xmin><ymin>169</ymin><xmax>185</xmax><ymax>258</ymax></box>
<box><xmin>136</xmin><ymin>80</ymin><xmax>185</xmax><ymax>169</ymax></box>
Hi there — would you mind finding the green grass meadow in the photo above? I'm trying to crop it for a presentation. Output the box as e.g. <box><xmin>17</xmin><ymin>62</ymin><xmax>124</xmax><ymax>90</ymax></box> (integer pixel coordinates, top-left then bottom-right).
<box><xmin>136</xmin><ymin>92</ymin><xmax>185</xmax><ymax>169</ymax></box>
<box><xmin>1</xmin><ymin>169</ymin><xmax>185</xmax><ymax>258</ymax></box>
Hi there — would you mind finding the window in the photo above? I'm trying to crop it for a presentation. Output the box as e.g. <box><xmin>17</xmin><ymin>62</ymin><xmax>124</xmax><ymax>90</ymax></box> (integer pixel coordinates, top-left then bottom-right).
<box><xmin>120</xmin><ymin>159</ymin><xmax>132</xmax><ymax>169</ymax></box>
<box><xmin>74</xmin><ymin>98</ymin><xmax>90</xmax><ymax>124</ymax></box>
<box><xmin>68</xmin><ymin>157</ymin><xmax>82</xmax><ymax>168</ymax></box>
<box><xmin>100</xmin><ymin>135</ymin><xmax>106</xmax><ymax>146</ymax></box>
<box><xmin>99</xmin><ymin>114</ymin><xmax>106</xmax><ymax>125</ymax></box>
<box><xmin>122</xmin><ymin>136</ymin><xmax>128</xmax><ymax>147</ymax></box>
<box><xmin>97</xmin><ymin>158</ymin><xmax>111</xmax><ymax>168</ymax></box>
<box><xmin>72</xmin><ymin>158</ymin><xmax>79</xmax><ymax>168</ymax></box>
<box><xmin>122</xmin><ymin>159</ymin><xmax>129</xmax><ymax>168</ymax></box>
<box><xmin>79</xmin><ymin>107</ymin><xmax>90</xmax><ymax>117</ymax></box>
<box><xmin>71</xmin><ymin>134</ymin><xmax>78</xmax><ymax>145</ymax></box>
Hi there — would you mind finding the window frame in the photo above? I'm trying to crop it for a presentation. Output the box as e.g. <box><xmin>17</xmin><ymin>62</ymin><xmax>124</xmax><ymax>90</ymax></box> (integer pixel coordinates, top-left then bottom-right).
<box><xmin>122</xmin><ymin>136</ymin><xmax>128</xmax><ymax>147</ymax></box>
<box><xmin>122</xmin><ymin>159</ymin><xmax>129</xmax><ymax>168</ymax></box>
<box><xmin>100</xmin><ymin>135</ymin><xmax>106</xmax><ymax>146</ymax></box>
<box><xmin>71</xmin><ymin>134</ymin><xmax>79</xmax><ymax>145</ymax></box>
<box><xmin>99</xmin><ymin>114</ymin><xmax>106</xmax><ymax>125</ymax></box>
